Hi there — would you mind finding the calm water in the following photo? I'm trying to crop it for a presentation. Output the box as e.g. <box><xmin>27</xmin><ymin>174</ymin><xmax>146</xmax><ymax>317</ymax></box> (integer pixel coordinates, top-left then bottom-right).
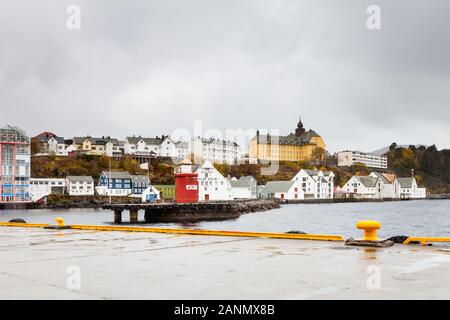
<box><xmin>1</xmin><ymin>200</ymin><xmax>449</xmax><ymax>238</ymax></box>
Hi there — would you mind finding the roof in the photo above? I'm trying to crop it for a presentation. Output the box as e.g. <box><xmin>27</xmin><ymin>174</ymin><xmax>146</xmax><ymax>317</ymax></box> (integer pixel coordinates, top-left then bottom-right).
<box><xmin>102</xmin><ymin>171</ymin><xmax>132</xmax><ymax>179</ymax></box>
<box><xmin>66</xmin><ymin>176</ymin><xmax>94</xmax><ymax>182</ymax></box>
<box><xmin>179</xmin><ymin>158</ymin><xmax>192</xmax><ymax>165</ymax></box>
<box><xmin>126</xmin><ymin>136</ymin><xmax>167</xmax><ymax>145</ymax></box>
<box><xmin>355</xmin><ymin>176</ymin><xmax>379</xmax><ymax>188</ymax></box>
<box><xmin>74</xmin><ymin>136</ymin><xmax>119</xmax><ymax>146</ymax></box>
<box><xmin>132</xmin><ymin>175</ymin><xmax>150</xmax><ymax>183</ymax></box>
<box><xmin>176</xmin><ymin>141</ymin><xmax>189</xmax><ymax>148</ymax></box>
<box><xmin>230</xmin><ymin>180</ymin><xmax>251</xmax><ymax>188</ymax></box>
<box><xmin>382</xmin><ymin>173</ymin><xmax>397</xmax><ymax>183</ymax></box>
<box><xmin>264</xmin><ymin>181</ymin><xmax>295</xmax><ymax>193</ymax></box>
<box><xmin>239</xmin><ymin>176</ymin><xmax>256</xmax><ymax>183</ymax></box>
<box><xmin>253</xmin><ymin>130</ymin><xmax>321</xmax><ymax>146</ymax></box>
<box><xmin>397</xmin><ymin>177</ymin><xmax>415</xmax><ymax>188</ymax></box>
<box><xmin>303</xmin><ymin>169</ymin><xmax>320</xmax><ymax>176</ymax></box>
<box><xmin>201</xmin><ymin>161</ymin><xmax>215</xmax><ymax>169</ymax></box>
<box><xmin>371</xmin><ymin>172</ymin><xmax>391</xmax><ymax>184</ymax></box>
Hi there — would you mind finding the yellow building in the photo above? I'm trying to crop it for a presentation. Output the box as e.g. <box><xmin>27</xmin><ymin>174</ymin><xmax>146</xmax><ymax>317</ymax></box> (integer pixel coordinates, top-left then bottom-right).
<box><xmin>248</xmin><ymin>118</ymin><xmax>326</xmax><ymax>162</ymax></box>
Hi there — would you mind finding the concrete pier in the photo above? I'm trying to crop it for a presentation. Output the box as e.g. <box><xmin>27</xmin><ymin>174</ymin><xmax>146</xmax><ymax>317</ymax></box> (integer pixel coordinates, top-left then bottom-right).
<box><xmin>114</xmin><ymin>209</ymin><xmax>122</xmax><ymax>224</ymax></box>
<box><xmin>104</xmin><ymin>200</ymin><xmax>280</xmax><ymax>223</ymax></box>
<box><xmin>129</xmin><ymin>209</ymin><xmax>138</xmax><ymax>223</ymax></box>
<box><xmin>0</xmin><ymin>227</ymin><xmax>449</xmax><ymax>299</ymax></box>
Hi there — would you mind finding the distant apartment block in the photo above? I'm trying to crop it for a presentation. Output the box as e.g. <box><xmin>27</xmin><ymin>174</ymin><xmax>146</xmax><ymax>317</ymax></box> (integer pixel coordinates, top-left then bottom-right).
<box><xmin>124</xmin><ymin>135</ymin><xmax>188</xmax><ymax>160</ymax></box>
<box><xmin>192</xmin><ymin>137</ymin><xmax>240</xmax><ymax>165</ymax></box>
<box><xmin>337</xmin><ymin>150</ymin><xmax>388</xmax><ymax>169</ymax></box>
<box><xmin>0</xmin><ymin>125</ymin><xmax>31</xmax><ymax>202</ymax></box>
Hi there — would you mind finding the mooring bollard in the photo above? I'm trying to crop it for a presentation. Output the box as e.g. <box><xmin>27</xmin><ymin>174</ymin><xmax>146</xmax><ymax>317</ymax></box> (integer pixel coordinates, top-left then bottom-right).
<box><xmin>55</xmin><ymin>217</ymin><xmax>65</xmax><ymax>227</ymax></box>
<box><xmin>356</xmin><ymin>220</ymin><xmax>381</xmax><ymax>241</ymax></box>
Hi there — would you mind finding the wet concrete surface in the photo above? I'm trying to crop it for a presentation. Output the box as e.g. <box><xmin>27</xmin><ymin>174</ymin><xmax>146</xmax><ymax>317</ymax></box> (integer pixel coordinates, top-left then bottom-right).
<box><xmin>0</xmin><ymin>227</ymin><xmax>449</xmax><ymax>299</ymax></box>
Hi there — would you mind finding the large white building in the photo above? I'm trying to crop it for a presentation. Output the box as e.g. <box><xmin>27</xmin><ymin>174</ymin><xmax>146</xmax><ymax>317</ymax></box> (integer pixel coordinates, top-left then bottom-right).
<box><xmin>341</xmin><ymin>176</ymin><xmax>383</xmax><ymax>199</ymax></box>
<box><xmin>124</xmin><ymin>135</ymin><xmax>188</xmax><ymax>159</ymax></box>
<box><xmin>292</xmin><ymin>169</ymin><xmax>334</xmax><ymax>199</ymax></box>
<box><xmin>265</xmin><ymin>169</ymin><xmax>334</xmax><ymax>200</ymax></box>
<box><xmin>337</xmin><ymin>150</ymin><xmax>388</xmax><ymax>169</ymax></box>
<box><xmin>195</xmin><ymin>161</ymin><xmax>232</xmax><ymax>201</ymax></box>
<box><xmin>192</xmin><ymin>137</ymin><xmax>240</xmax><ymax>165</ymax></box>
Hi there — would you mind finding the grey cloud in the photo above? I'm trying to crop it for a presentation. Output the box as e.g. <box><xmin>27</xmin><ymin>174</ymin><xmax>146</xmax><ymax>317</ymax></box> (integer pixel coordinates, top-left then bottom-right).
<box><xmin>0</xmin><ymin>0</ymin><xmax>449</xmax><ymax>153</ymax></box>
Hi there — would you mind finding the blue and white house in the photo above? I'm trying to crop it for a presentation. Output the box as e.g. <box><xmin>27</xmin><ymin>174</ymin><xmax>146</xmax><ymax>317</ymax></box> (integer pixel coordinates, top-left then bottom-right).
<box><xmin>96</xmin><ymin>171</ymin><xmax>150</xmax><ymax>196</ymax></box>
<box><xmin>96</xmin><ymin>171</ymin><xmax>133</xmax><ymax>196</ymax></box>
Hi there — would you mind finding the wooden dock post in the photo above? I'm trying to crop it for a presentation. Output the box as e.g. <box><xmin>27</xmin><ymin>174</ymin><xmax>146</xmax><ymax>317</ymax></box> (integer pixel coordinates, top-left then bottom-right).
<box><xmin>130</xmin><ymin>209</ymin><xmax>138</xmax><ymax>224</ymax></box>
<box><xmin>114</xmin><ymin>209</ymin><xmax>123</xmax><ymax>224</ymax></box>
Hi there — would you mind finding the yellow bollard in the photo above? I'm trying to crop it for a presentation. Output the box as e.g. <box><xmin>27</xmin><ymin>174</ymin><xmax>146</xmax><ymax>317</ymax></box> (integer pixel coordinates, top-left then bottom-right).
<box><xmin>55</xmin><ymin>217</ymin><xmax>65</xmax><ymax>227</ymax></box>
<box><xmin>356</xmin><ymin>220</ymin><xmax>381</xmax><ymax>241</ymax></box>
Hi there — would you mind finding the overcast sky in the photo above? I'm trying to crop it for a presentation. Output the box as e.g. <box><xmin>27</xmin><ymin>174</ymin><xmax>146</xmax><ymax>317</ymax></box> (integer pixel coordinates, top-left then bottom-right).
<box><xmin>1</xmin><ymin>0</ymin><xmax>449</xmax><ymax>153</ymax></box>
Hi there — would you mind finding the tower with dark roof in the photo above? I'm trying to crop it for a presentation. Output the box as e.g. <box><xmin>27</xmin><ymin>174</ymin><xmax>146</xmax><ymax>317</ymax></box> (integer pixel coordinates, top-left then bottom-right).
<box><xmin>295</xmin><ymin>116</ymin><xmax>306</xmax><ymax>137</ymax></box>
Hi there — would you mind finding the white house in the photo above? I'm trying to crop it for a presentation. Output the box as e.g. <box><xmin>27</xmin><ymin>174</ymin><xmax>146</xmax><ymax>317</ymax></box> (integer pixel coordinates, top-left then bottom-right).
<box><xmin>65</xmin><ymin>176</ymin><xmax>95</xmax><ymax>196</ymax></box>
<box><xmin>47</xmin><ymin>137</ymin><xmax>68</xmax><ymax>156</ymax></box>
<box><xmin>341</xmin><ymin>176</ymin><xmax>383</xmax><ymax>199</ymax></box>
<box><xmin>141</xmin><ymin>185</ymin><xmax>161</xmax><ymax>203</ymax></box>
<box><xmin>239</xmin><ymin>176</ymin><xmax>258</xmax><ymax>199</ymax></box>
<box><xmin>192</xmin><ymin>137</ymin><xmax>241</xmax><ymax>165</ymax></box>
<box><xmin>264</xmin><ymin>180</ymin><xmax>300</xmax><ymax>200</ymax></box>
<box><xmin>29</xmin><ymin>178</ymin><xmax>66</xmax><ymax>202</ymax></box>
<box><xmin>124</xmin><ymin>135</ymin><xmax>188</xmax><ymax>159</ymax></box>
<box><xmin>291</xmin><ymin>169</ymin><xmax>335</xmax><ymax>199</ymax></box>
<box><xmin>397</xmin><ymin>177</ymin><xmax>426</xmax><ymax>199</ymax></box>
<box><xmin>96</xmin><ymin>171</ymin><xmax>133</xmax><ymax>196</ymax></box>
<box><xmin>230</xmin><ymin>179</ymin><xmax>253</xmax><ymax>199</ymax></box>
<box><xmin>369</xmin><ymin>172</ymin><xmax>396</xmax><ymax>199</ymax></box>
<box><xmin>195</xmin><ymin>161</ymin><xmax>232</xmax><ymax>201</ymax></box>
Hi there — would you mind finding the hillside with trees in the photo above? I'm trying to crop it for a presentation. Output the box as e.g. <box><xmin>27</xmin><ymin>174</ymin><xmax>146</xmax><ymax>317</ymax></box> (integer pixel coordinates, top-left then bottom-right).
<box><xmin>31</xmin><ymin>143</ymin><xmax>450</xmax><ymax>195</ymax></box>
<box><xmin>385</xmin><ymin>143</ymin><xmax>450</xmax><ymax>193</ymax></box>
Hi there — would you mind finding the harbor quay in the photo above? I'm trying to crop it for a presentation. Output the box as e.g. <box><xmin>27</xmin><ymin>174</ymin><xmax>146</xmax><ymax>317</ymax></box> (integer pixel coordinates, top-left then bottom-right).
<box><xmin>0</xmin><ymin>226</ymin><xmax>449</xmax><ymax>300</ymax></box>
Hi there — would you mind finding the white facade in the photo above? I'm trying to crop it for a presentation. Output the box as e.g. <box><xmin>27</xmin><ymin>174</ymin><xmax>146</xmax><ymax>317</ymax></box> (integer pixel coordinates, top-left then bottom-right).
<box><xmin>230</xmin><ymin>179</ymin><xmax>254</xmax><ymax>199</ymax></box>
<box><xmin>291</xmin><ymin>169</ymin><xmax>335</xmax><ymax>199</ymax></box>
<box><xmin>264</xmin><ymin>180</ymin><xmax>300</xmax><ymax>200</ymax></box>
<box><xmin>65</xmin><ymin>176</ymin><xmax>95</xmax><ymax>196</ymax></box>
<box><xmin>192</xmin><ymin>137</ymin><xmax>241</xmax><ymax>165</ymax></box>
<box><xmin>195</xmin><ymin>161</ymin><xmax>232</xmax><ymax>201</ymax></box>
<box><xmin>29</xmin><ymin>178</ymin><xmax>66</xmax><ymax>202</ymax></box>
<box><xmin>47</xmin><ymin>137</ymin><xmax>68</xmax><ymax>156</ymax></box>
<box><xmin>341</xmin><ymin>176</ymin><xmax>383</xmax><ymax>199</ymax></box>
<box><xmin>369</xmin><ymin>172</ymin><xmax>396</xmax><ymax>199</ymax></box>
<box><xmin>397</xmin><ymin>177</ymin><xmax>426</xmax><ymax>199</ymax></box>
<box><xmin>141</xmin><ymin>186</ymin><xmax>161</xmax><ymax>203</ymax></box>
<box><xmin>337</xmin><ymin>150</ymin><xmax>388</xmax><ymax>169</ymax></box>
